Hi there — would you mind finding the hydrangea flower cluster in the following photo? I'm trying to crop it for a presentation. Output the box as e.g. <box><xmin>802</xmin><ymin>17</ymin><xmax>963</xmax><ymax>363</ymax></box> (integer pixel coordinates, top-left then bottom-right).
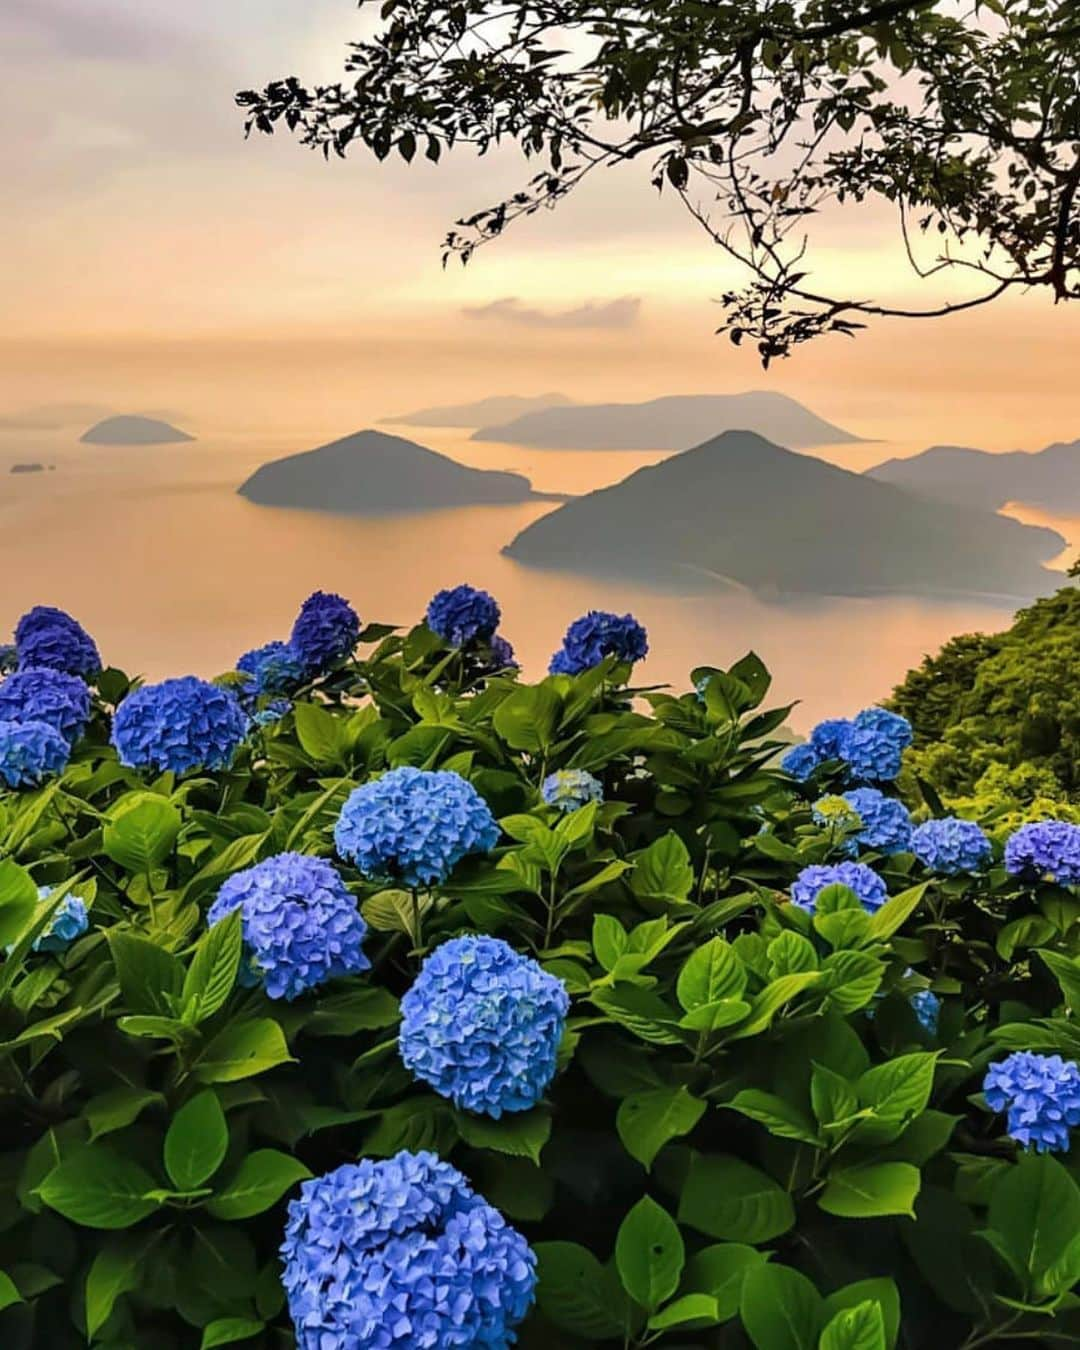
<box><xmin>14</xmin><ymin>606</ymin><xmax>100</xmax><ymax>677</ymax></box>
<box><xmin>236</xmin><ymin>641</ymin><xmax>305</xmax><ymax>696</ymax></box>
<box><xmin>281</xmin><ymin>1150</ymin><xmax>536</xmax><ymax>1350</ymax></box>
<box><xmin>252</xmin><ymin>699</ymin><xmax>292</xmax><ymax>727</ymax></box>
<box><xmin>290</xmin><ymin>591</ymin><xmax>360</xmax><ymax>674</ymax></box>
<box><xmin>0</xmin><ymin>720</ymin><xmax>70</xmax><ymax>788</ymax></box>
<box><xmin>781</xmin><ymin>742</ymin><xmax>821</xmax><ymax>782</ymax></box>
<box><xmin>426</xmin><ymin>585</ymin><xmax>501</xmax><ymax>647</ymax></box>
<box><xmin>112</xmin><ymin>676</ymin><xmax>248</xmax><ymax>775</ymax></box>
<box><xmin>911</xmin><ymin>817</ymin><xmax>992</xmax><ymax>875</ymax></box>
<box><xmin>486</xmin><ymin>634</ymin><xmax>518</xmax><ymax>671</ymax></box>
<box><xmin>33</xmin><ymin>888</ymin><xmax>89</xmax><ymax>954</ymax></box>
<box><xmin>400</xmin><ymin>936</ymin><xmax>569</xmax><ymax>1118</ymax></box>
<box><xmin>783</xmin><ymin>708</ymin><xmax>913</xmax><ymax>784</ymax></box>
<box><xmin>549</xmin><ymin>610</ymin><xmax>648</xmax><ymax>675</ymax></box>
<box><xmin>790</xmin><ymin>861</ymin><xmax>888</xmax><ymax>914</ymax></box>
<box><xmin>911</xmin><ymin>988</ymin><xmax>940</xmax><ymax>1036</ymax></box>
<box><xmin>334</xmin><ymin>767</ymin><xmax>500</xmax><ymax>889</ymax></box>
<box><xmin>541</xmin><ymin>769</ymin><xmax>604</xmax><ymax>814</ymax></box>
<box><xmin>1005</xmin><ymin>820</ymin><xmax>1080</xmax><ymax>886</ymax></box>
<box><xmin>208</xmin><ymin>852</ymin><xmax>369</xmax><ymax>1002</ymax></box>
<box><xmin>0</xmin><ymin>668</ymin><xmax>91</xmax><ymax>746</ymax></box>
<box><xmin>983</xmin><ymin>1052</ymin><xmax>1080</xmax><ymax>1153</ymax></box>
<box><xmin>831</xmin><ymin>788</ymin><xmax>913</xmax><ymax>855</ymax></box>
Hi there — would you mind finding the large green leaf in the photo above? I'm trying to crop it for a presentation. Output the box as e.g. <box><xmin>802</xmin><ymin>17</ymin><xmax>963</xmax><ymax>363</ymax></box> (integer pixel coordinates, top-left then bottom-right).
<box><xmin>194</xmin><ymin>1018</ymin><xmax>293</xmax><ymax>1083</ymax></box>
<box><xmin>676</xmin><ymin>938</ymin><xmax>746</xmax><ymax>1011</ymax></box>
<box><xmin>492</xmin><ymin>684</ymin><xmax>561</xmax><ymax>751</ymax></box>
<box><xmin>206</xmin><ymin>1150</ymin><xmax>312</xmax><ymax>1220</ymax></box>
<box><xmin>200</xmin><ymin>1318</ymin><xmax>265</xmax><ymax>1348</ymax></box>
<box><xmin>164</xmin><ymin>1090</ymin><xmax>229</xmax><ymax>1191</ymax></box>
<box><xmin>617</xmin><ymin>1085</ymin><xmax>706</xmax><ymax>1169</ymax></box>
<box><xmin>38</xmin><ymin>1146</ymin><xmax>159</xmax><ymax>1230</ymax></box>
<box><xmin>86</xmin><ymin>1235</ymin><xmax>156</xmax><ymax>1337</ymax></box>
<box><xmin>725</xmin><ymin>1090</ymin><xmax>821</xmax><ymax>1144</ymax></box>
<box><xmin>108</xmin><ymin>931</ymin><xmax>184</xmax><ymax>1016</ymax></box>
<box><xmin>818</xmin><ymin>1300</ymin><xmax>887</xmax><ymax>1350</ymax></box>
<box><xmin>985</xmin><ymin>1152</ymin><xmax>1080</xmax><ymax>1292</ymax></box>
<box><xmin>682</xmin><ymin>1243</ymin><xmax>767</xmax><ymax>1321</ymax></box>
<box><xmin>534</xmin><ymin>1241</ymin><xmax>630</xmax><ymax>1341</ymax></box>
<box><xmin>818</xmin><ymin>1162</ymin><xmax>920</xmax><ymax>1219</ymax></box>
<box><xmin>679</xmin><ymin>1154</ymin><xmax>795</xmax><ymax>1242</ymax></box>
<box><xmin>739</xmin><ymin>1263</ymin><xmax>823</xmax><ymax>1350</ymax></box>
<box><xmin>182</xmin><ymin>909</ymin><xmax>243</xmax><ymax>1024</ymax></box>
<box><xmin>823</xmin><ymin>1280</ymin><xmax>901</xmax><ymax>1349</ymax></box>
<box><xmin>103</xmin><ymin>793</ymin><xmax>182</xmax><ymax>873</ymax></box>
<box><xmin>456</xmin><ymin>1107</ymin><xmax>552</xmax><ymax>1165</ymax></box>
<box><xmin>614</xmin><ymin>1196</ymin><xmax>684</xmax><ymax>1311</ymax></box>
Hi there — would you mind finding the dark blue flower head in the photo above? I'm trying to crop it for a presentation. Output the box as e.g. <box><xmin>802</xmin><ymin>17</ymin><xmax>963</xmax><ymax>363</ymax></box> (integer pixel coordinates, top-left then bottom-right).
<box><xmin>207</xmin><ymin>852</ymin><xmax>369</xmax><ymax>1002</ymax></box>
<box><xmin>782</xmin><ymin>743</ymin><xmax>822</xmax><ymax>782</ymax></box>
<box><xmin>790</xmin><ymin>861</ymin><xmax>888</xmax><ymax>914</ymax></box>
<box><xmin>984</xmin><ymin>1052</ymin><xmax>1080</xmax><ymax>1153</ymax></box>
<box><xmin>487</xmin><ymin>634</ymin><xmax>518</xmax><ymax>672</ymax></box>
<box><xmin>112</xmin><ymin>676</ymin><xmax>247</xmax><ymax>775</ymax></box>
<box><xmin>281</xmin><ymin>1149</ymin><xmax>536</xmax><ymax>1350</ymax></box>
<box><xmin>33</xmin><ymin>888</ymin><xmax>89</xmax><ymax>954</ymax></box>
<box><xmin>334</xmin><ymin>767</ymin><xmax>500</xmax><ymax>889</ymax></box>
<box><xmin>541</xmin><ymin>769</ymin><xmax>603</xmax><ymax>814</ymax></box>
<box><xmin>237</xmin><ymin>641</ymin><xmax>305</xmax><ymax>696</ymax></box>
<box><xmin>844</xmin><ymin>707</ymin><xmax>913</xmax><ymax>782</ymax></box>
<box><xmin>809</xmin><ymin>718</ymin><xmax>854</xmax><ymax>762</ymax></box>
<box><xmin>839</xmin><ymin>788</ymin><xmax>913</xmax><ymax>855</ymax></box>
<box><xmin>549</xmin><ymin>610</ymin><xmax>648</xmax><ymax>675</ymax></box>
<box><xmin>400</xmin><ymin>935</ymin><xmax>569</xmax><ymax>1118</ymax></box>
<box><xmin>1005</xmin><ymin>821</ymin><xmax>1080</xmax><ymax>886</ymax></box>
<box><xmin>0</xmin><ymin>668</ymin><xmax>91</xmax><ymax>747</ymax></box>
<box><xmin>15</xmin><ymin>606</ymin><xmax>100</xmax><ymax>677</ymax></box>
<box><xmin>290</xmin><ymin>592</ymin><xmax>360</xmax><ymax>675</ymax></box>
<box><xmin>911</xmin><ymin>988</ymin><xmax>940</xmax><ymax>1036</ymax></box>
<box><xmin>426</xmin><ymin>585</ymin><xmax>501</xmax><ymax>647</ymax></box>
<box><xmin>911</xmin><ymin>816</ymin><xmax>991</xmax><ymax>875</ymax></box>
<box><xmin>0</xmin><ymin>719</ymin><xmax>70</xmax><ymax>788</ymax></box>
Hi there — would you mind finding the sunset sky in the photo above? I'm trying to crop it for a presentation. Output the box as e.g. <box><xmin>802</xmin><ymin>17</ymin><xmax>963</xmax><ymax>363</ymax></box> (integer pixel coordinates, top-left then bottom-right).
<box><xmin>5</xmin><ymin>0</ymin><xmax>1080</xmax><ymax>451</ymax></box>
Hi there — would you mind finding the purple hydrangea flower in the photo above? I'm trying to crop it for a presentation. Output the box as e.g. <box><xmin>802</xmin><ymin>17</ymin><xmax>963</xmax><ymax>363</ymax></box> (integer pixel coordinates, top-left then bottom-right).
<box><xmin>549</xmin><ymin>611</ymin><xmax>648</xmax><ymax>675</ymax></box>
<box><xmin>790</xmin><ymin>861</ymin><xmax>888</xmax><ymax>914</ymax></box>
<box><xmin>426</xmin><ymin>585</ymin><xmax>501</xmax><ymax>647</ymax></box>
<box><xmin>0</xmin><ymin>719</ymin><xmax>70</xmax><ymax>788</ymax></box>
<box><xmin>541</xmin><ymin>768</ymin><xmax>603</xmax><ymax>814</ymax></box>
<box><xmin>281</xmin><ymin>1150</ymin><xmax>536</xmax><ymax>1350</ymax></box>
<box><xmin>290</xmin><ymin>591</ymin><xmax>360</xmax><ymax>674</ymax></box>
<box><xmin>33</xmin><ymin>888</ymin><xmax>89</xmax><ymax>954</ymax></box>
<box><xmin>911</xmin><ymin>816</ymin><xmax>992</xmax><ymax>875</ymax></box>
<box><xmin>0</xmin><ymin>668</ymin><xmax>91</xmax><ymax>747</ymax></box>
<box><xmin>14</xmin><ymin>606</ymin><xmax>100</xmax><ymax>677</ymax></box>
<box><xmin>207</xmin><ymin>852</ymin><xmax>369</xmax><ymax>1001</ymax></box>
<box><xmin>1005</xmin><ymin>821</ymin><xmax>1080</xmax><ymax>886</ymax></box>
<box><xmin>112</xmin><ymin>676</ymin><xmax>247</xmax><ymax>775</ymax></box>
<box><xmin>237</xmin><ymin>641</ymin><xmax>305</xmax><ymax>696</ymax></box>
<box><xmin>400</xmin><ymin>935</ymin><xmax>569</xmax><ymax>1118</ymax></box>
<box><xmin>334</xmin><ymin>767</ymin><xmax>499</xmax><ymax>889</ymax></box>
<box><xmin>984</xmin><ymin>1052</ymin><xmax>1080</xmax><ymax>1153</ymax></box>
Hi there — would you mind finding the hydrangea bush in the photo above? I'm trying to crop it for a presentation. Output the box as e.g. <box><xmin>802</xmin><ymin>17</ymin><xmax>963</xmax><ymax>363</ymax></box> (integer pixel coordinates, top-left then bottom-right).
<box><xmin>0</xmin><ymin>593</ymin><xmax>1077</xmax><ymax>1349</ymax></box>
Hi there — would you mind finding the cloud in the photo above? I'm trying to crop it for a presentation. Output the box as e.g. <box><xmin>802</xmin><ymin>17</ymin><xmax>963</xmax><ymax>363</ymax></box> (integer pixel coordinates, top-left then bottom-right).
<box><xmin>462</xmin><ymin>296</ymin><xmax>642</xmax><ymax>330</ymax></box>
<box><xmin>2</xmin><ymin>0</ymin><xmax>200</xmax><ymax>63</ymax></box>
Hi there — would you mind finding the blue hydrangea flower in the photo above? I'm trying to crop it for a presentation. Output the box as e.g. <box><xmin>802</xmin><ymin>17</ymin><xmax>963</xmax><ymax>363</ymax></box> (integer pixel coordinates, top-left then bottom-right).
<box><xmin>1005</xmin><ymin>821</ymin><xmax>1080</xmax><ymax>886</ymax></box>
<box><xmin>790</xmin><ymin>861</ymin><xmax>888</xmax><ymax>914</ymax></box>
<box><xmin>112</xmin><ymin>676</ymin><xmax>247</xmax><ymax>775</ymax></box>
<box><xmin>838</xmin><ymin>788</ymin><xmax>913</xmax><ymax>855</ymax></box>
<box><xmin>844</xmin><ymin>707</ymin><xmax>913</xmax><ymax>782</ymax></box>
<box><xmin>549</xmin><ymin>611</ymin><xmax>648</xmax><ymax>675</ymax></box>
<box><xmin>207</xmin><ymin>852</ymin><xmax>369</xmax><ymax>1001</ymax></box>
<box><xmin>426</xmin><ymin>585</ymin><xmax>501</xmax><ymax>647</ymax></box>
<box><xmin>252</xmin><ymin>699</ymin><xmax>292</xmax><ymax>727</ymax></box>
<box><xmin>487</xmin><ymin>634</ymin><xmax>518</xmax><ymax>671</ymax></box>
<box><xmin>281</xmin><ymin>1150</ymin><xmax>536</xmax><ymax>1350</ymax></box>
<box><xmin>0</xmin><ymin>719</ymin><xmax>70</xmax><ymax>788</ymax></box>
<box><xmin>809</xmin><ymin>718</ymin><xmax>855</xmax><ymax>762</ymax></box>
<box><xmin>983</xmin><ymin>1052</ymin><xmax>1080</xmax><ymax>1153</ymax></box>
<box><xmin>400</xmin><ymin>935</ymin><xmax>569</xmax><ymax>1118</ymax></box>
<box><xmin>334</xmin><ymin>767</ymin><xmax>500</xmax><ymax>889</ymax></box>
<box><xmin>541</xmin><ymin>769</ymin><xmax>604</xmax><ymax>814</ymax></box>
<box><xmin>782</xmin><ymin>742</ymin><xmax>822</xmax><ymax>781</ymax></box>
<box><xmin>911</xmin><ymin>988</ymin><xmax>940</xmax><ymax>1036</ymax></box>
<box><xmin>0</xmin><ymin>668</ymin><xmax>91</xmax><ymax>746</ymax></box>
<box><xmin>237</xmin><ymin>641</ymin><xmax>305</xmax><ymax>695</ymax></box>
<box><xmin>911</xmin><ymin>816</ymin><xmax>992</xmax><ymax>875</ymax></box>
<box><xmin>15</xmin><ymin>606</ymin><xmax>100</xmax><ymax>677</ymax></box>
<box><xmin>33</xmin><ymin>888</ymin><xmax>89</xmax><ymax>954</ymax></box>
<box><xmin>290</xmin><ymin>592</ymin><xmax>360</xmax><ymax>674</ymax></box>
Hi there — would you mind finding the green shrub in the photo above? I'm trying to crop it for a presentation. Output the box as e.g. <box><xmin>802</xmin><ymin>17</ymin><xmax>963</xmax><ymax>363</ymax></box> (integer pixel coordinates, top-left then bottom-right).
<box><xmin>0</xmin><ymin>613</ymin><xmax>1078</xmax><ymax>1349</ymax></box>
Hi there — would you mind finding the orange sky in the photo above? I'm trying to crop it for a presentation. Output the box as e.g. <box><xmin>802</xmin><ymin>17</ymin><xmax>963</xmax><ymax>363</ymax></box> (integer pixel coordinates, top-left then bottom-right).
<box><xmin>5</xmin><ymin>0</ymin><xmax>1080</xmax><ymax>455</ymax></box>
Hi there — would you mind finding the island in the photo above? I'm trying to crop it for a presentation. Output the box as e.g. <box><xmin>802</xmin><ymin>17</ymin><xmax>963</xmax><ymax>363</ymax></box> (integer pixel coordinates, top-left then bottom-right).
<box><xmin>381</xmin><ymin>393</ymin><xmax>573</xmax><ymax>428</ymax></box>
<box><xmin>80</xmin><ymin>416</ymin><xmax>195</xmax><ymax>445</ymax></box>
<box><xmin>866</xmin><ymin>440</ymin><xmax>1080</xmax><ymax>512</ymax></box>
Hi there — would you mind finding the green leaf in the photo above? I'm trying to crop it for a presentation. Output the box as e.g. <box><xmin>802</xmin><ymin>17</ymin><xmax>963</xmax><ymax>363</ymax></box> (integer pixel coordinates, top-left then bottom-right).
<box><xmin>38</xmin><ymin>1146</ymin><xmax>160</xmax><ymax>1229</ymax></box>
<box><xmin>182</xmin><ymin>909</ymin><xmax>243</xmax><ymax>1024</ymax></box>
<box><xmin>823</xmin><ymin>1280</ymin><xmax>900</xmax><ymax>1349</ymax></box>
<box><xmin>200</xmin><ymin>1318</ymin><xmax>265</xmax><ymax>1348</ymax></box>
<box><xmin>164</xmin><ymin>1090</ymin><xmax>229</xmax><ymax>1190</ymax></box>
<box><xmin>103</xmin><ymin>793</ymin><xmax>182</xmax><ymax>872</ymax></box>
<box><xmin>811</xmin><ymin>1064</ymin><xmax>859</xmax><ymax>1131</ymax></box>
<box><xmin>818</xmin><ymin>1300</ymin><xmax>886</xmax><ymax>1350</ymax></box>
<box><xmin>534</xmin><ymin>1241</ymin><xmax>629</xmax><ymax>1340</ymax></box>
<box><xmin>857</xmin><ymin>1051</ymin><xmax>936</xmax><ymax>1124</ymax></box>
<box><xmin>768</xmin><ymin>930</ymin><xmax>819</xmax><ymax>975</ymax></box>
<box><xmin>86</xmin><ymin>1236</ymin><xmax>153</xmax><ymax>1337</ymax></box>
<box><xmin>682</xmin><ymin>1243</ymin><xmax>766</xmax><ymax>1320</ymax></box>
<box><xmin>108</xmin><ymin>931</ymin><xmax>185</xmax><ymax>1016</ymax></box>
<box><xmin>676</xmin><ymin>938</ymin><xmax>746</xmax><ymax>1011</ymax></box>
<box><xmin>205</xmin><ymin>1149</ymin><xmax>312</xmax><ymax>1220</ymax></box>
<box><xmin>647</xmin><ymin>1293</ymin><xmax>719</xmax><ymax>1330</ymax></box>
<box><xmin>294</xmin><ymin>702</ymin><xmax>348</xmax><ymax>765</ymax></box>
<box><xmin>301</xmin><ymin>985</ymin><xmax>400</xmax><ymax>1036</ymax></box>
<box><xmin>617</xmin><ymin>1085</ymin><xmax>706</xmax><ymax>1169</ymax></box>
<box><xmin>614</xmin><ymin>1195</ymin><xmax>684</xmax><ymax>1311</ymax></box>
<box><xmin>677</xmin><ymin>998</ymin><xmax>752</xmax><ymax>1031</ymax></box>
<box><xmin>679</xmin><ymin>1154</ymin><xmax>795</xmax><ymax>1242</ymax></box>
<box><xmin>727</xmin><ymin>971</ymin><xmax>821</xmax><ymax>1040</ymax></box>
<box><xmin>593</xmin><ymin>914</ymin><xmax>629</xmax><ymax>972</ymax></box>
<box><xmin>194</xmin><ymin>1018</ymin><xmax>293</xmax><ymax>1083</ymax></box>
<box><xmin>726</xmin><ymin>1090</ymin><xmax>821</xmax><ymax>1144</ymax></box>
<box><xmin>986</xmin><ymin>1152</ymin><xmax>1080</xmax><ymax>1290</ymax></box>
<box><xmin>1039</xmin><ymin>950</ymin><xmax>1080</xmax><ymax>1014</ymax></box>
<box><xmin>0</xmin><ymin>859</ymin><xmax>41</xmax><ymax>947</ymax></box>
<box><xmin>456</xmin><ymin>1108</ymin><xmax>551</xmax><ymax>1164</ymax></box>
<box><xmin>819</xmin><ymin>1162</ymin><xmax>920</xmax><ymax>1219</ymax></box>
<box><xmin>0</xmin><ymin>1271</ymin><xmax>22</xmax><ymax>1314</ymax></box>
<box><xmin>631</xmin><ymin>832</ymin><xmax>694</xmax><ymax>904</ymax></box>
<box><xmin>865</xmin><ymin>883</ymin><xmax>929</xmax><ymax>941</ymax></box>
<box><xmin>493</xmin><ymin>684</ymin><xmax>561</xmax><ymax>751</ymax></box>
<box><xmin>85</xmin><ymin>1087</ymin><xmax>165</xmax><ymax>1142</ymax></box>
<box><xmin>739</xmin><ymin>1263</ymin><xmax>824</xmax><ymax>1350</ymax></box>
<box><xmin>821</xmin><ymin>951</ymin><xmax>884</xmax><ymax>1014</ymax></box>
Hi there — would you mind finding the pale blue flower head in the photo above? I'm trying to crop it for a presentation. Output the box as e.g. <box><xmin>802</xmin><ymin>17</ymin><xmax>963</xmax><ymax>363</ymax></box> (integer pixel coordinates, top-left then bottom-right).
<box><xmin>844</xmin><ymin>707</ymin><xmax>913</xmax><ymax>782</ymax></box>
<box><xmin>112</xmin><ymin>676</ymin><xmax>247</xmax><ymax>775</ymax></box>
<box><xmin>237</xmin><ymin>641</ymin><xmax>305</xmax><ymax>696</ymax></box>
<box><xmin>912</xmin><ymin>816</ymin><xmax>991</xmax><ymax>875</ymax></box>
<box><xmin>838</xmin><ymin>788</ymin><xmax>913</xmax><ymax>855</ymax></box>
<box><xmin>790</xmin><ymin>861</ymin><xmax>888</xmax><ymax>914</ymax></box>
<box><xmin>1005</xmin><ymin>820</ymin><xmax>1080</xmax><ymax>886</ymax></box>
<box><xmin>33</xmin><ymin>888</ymin><xmax>89</xmax><ymax>954</ymax></box>
<box><xmin>984</xmin><ymin>1052</ymin><xmax>1080</xmax><ymax>1153</ymax></box>
<box><xmin>541</xmin><ymin>769</ymin><xmax>604</xmax><ymax>814</ymax></box>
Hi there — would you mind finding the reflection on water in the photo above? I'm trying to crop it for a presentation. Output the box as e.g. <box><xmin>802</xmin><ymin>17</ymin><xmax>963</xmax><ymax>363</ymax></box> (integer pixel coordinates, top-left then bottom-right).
<box><xmin>0</xmin><ymin>428</ymin><xmax>1071</xmax><ymax>730</ymax></box>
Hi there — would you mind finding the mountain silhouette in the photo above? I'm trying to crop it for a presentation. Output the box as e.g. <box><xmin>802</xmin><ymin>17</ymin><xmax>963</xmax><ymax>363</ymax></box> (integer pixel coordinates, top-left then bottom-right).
<box><xmin>238</xmin><ymin>428</ymin><xmax>548</xmax><ymax>514</ymax></box>
<box><xmin>867</xmin><ymin>440</ymin><xmax>1080</xmax><ymax>511</ymax></box>
<box><xmin>472</xmin><ymin>391</ymin><xmax>863</xmax><ymax>450</ymax></box>
<box><xmin>81</xmin><ymin>415</ymin><xmax>194</xmax><ymax>445</ymax></box>
<box><xmin>504</xmin><ymin>430</ymin><xmax>1063</xmax><ymax>599</ymax></box>
<box><xmin>382</xmin><ymin>393</ymin><xmax>573</xmax><ymax>428</ymax></box>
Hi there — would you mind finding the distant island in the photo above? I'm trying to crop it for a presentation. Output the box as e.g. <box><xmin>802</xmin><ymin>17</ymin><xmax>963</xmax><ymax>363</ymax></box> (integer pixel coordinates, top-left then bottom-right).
<box><xmin>472</xmin><ymin>391</ymin><xmax>864</xmax><ymax>450</ymax></box>
<box><xmin>238</xmin><ymin>428</ymin><xmax>555</xmax><ymax>514</ymax></box>
<box><xmin>80</xmin><ymin>416</ymin><xmax>195</xmax><ymax>445</ymax></box>
<box><xmin>10</xmin><ymin>463</ymin><xmax>48</xmax><ymax>474</ymax></box>
<box><xmin>382</xmin><ymin>393</ymin><xmax>573</xmax><ymax>428</ymax></box>
<box><xmin>504</xmin><ymin>429</ymin><xmax>1064</xmax><ymax>600</ymax></box>
<box><xmin>866</xmin><ymin>440</ymin><xmax>1080</xmax><ymax>512</ymax></box>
